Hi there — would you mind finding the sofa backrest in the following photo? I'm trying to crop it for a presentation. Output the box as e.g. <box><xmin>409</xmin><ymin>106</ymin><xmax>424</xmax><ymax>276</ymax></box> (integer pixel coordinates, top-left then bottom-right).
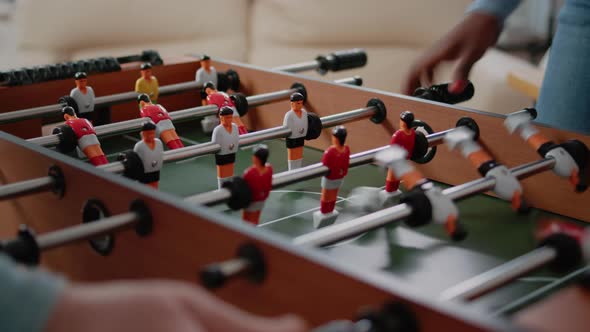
<box><xmin>14</xmin><ymin>0</ymin><xmax>250</xmax><ymax>61</ymax></box>
<box><xmin>250</xmin><ymin>0</ymin><xmax>472</xmax><ymax>49</ymax></box>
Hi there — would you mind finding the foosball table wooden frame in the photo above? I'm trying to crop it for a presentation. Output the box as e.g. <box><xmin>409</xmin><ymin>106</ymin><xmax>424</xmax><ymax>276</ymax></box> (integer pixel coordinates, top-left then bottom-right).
<box><xmin>1</xmin><ymin>55</ymin><xmax>589</xmax><ymax>331</ymax></box>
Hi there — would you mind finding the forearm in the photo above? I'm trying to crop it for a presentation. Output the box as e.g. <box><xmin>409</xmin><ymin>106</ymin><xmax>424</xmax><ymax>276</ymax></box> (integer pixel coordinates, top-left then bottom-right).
<box><xmin>0</xmin><ymin>256</ymin><xmax>65</xmax><ymax>332</ymax></box>
<box><xmin>467</xmin><ymin>0</ymin><xmax>522</xmax><ymax>22</ymax></box>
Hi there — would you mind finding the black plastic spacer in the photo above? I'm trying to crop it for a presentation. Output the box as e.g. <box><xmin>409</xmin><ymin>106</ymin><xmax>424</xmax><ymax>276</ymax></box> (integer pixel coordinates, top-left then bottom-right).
<box><xmin>117</xmin><ymin>151</ymin><xmax>145</xmax><ymax>181</ymax></box>
<box><xmin>366</xmin><ymin>98</ymin><xmax>387</xmax><ymax>124</ymax></box>
<box><xmin>225</xmin><ymin>69</ymin><xmax>241</xmax><ymax>91</ymax></box>
<box><xmin>52</xmin><ymin>124</ymin><xmax>78</xmax><ymax>154</ymax></box>
<box><xmin>48</xmin><ymin>165</ymin><xmax>66</xmax><ymax>198</ymax></box>
<box><xmin>352</xmin><ymin>75</ymin><xmax>363</xmax><ymax>86</ymax></box>
<box><xmin>455</xmin><ymin>117</ymin><xmax>480</xmax><ymax>141</ymax></box>
<box><xmin>410</xmin><ymin>120</ymin><xmax>437</xmax><ymax>164</ymax></box>
<box><xmin>58</xmin><ymin>95</ymin><xmax>80</xmax><ymax>115</ymax></box>
<box><xmin>399</xmin><ymin>185</ymin><xmax>433</xmax><ymax>228</ymax></box>
<box><xmin>523</xmin><ymin>107</ymin><xmax>538</xmax><ymax>119</ymax></box>
<box><xmin>290</xmin><ymin>82</ymin><xmax>308</xmax><ymax>103</ymax></box>
<box><xmin>305</xmin><ymin>112</ymin><xmax>323</xmax><ymax>140</ymax></box>
<box><xmin>539</xmin><ymin>233</ymin><xmax>582</xmax><ymax>273</ymax></box>
<box><xmin>315</xmin><ymin>55</ymin><xmax>331</xmax><ymax>75</ymax></box>
<box><xmin>130</xmin><ymin>199</ymin><xmax>153</xmax><ymax>237</ymax></box>
<box><xmin>537</xmin><ymin>141</ymin><xmax>558</xmax><ymax>158</ymax></box>
<box><xmin>230</xmin><ymin>93</ymin><xmax>249</xmax><ymax>117</ymax></box>
<box><xmin>411</xmin><ymin>131</ymin><xmax>429</xmax><ymax>163</ymax></box>
<box><xmin>200</xmin><ymin>243</ymin><xmax>266</xmax><ymax>289</ymax></box>
<box><xmin>413</xmin><ymin>81</ymin><xmax>475</xmax><ymax>104</ymax></box>
<box><xmin>200</xmin><ymin>265</ymin><xmax>226</xmax><ymax>289</ymax></box>
<box><xmin>222</xmin><ymin>177</ymin><xmax>253</xmax><ymax>210</ymax></box>
<box><xmin>477</xmin><ymin>159</ymin><xmax>499</xmax><ymax>177</ymax></box>
<box><xmin>357</xmin><ymin>302</ymin><xmax>419</xmax><ymax>332</ymax></box>
<box><xmin>237</xmin><ymin>243</ymin><xmax>266</xmax><ymax>284</ymax></box>
<box><xmin>560</xmin><ymin>140</ymin><xmax>589</xmax><ymax>173</ymax></box>
<box><xmin>217</xmin><ymin>70</ymin><xmax>241</xmax><ymax>92</ymax></box>
<box><xmin>0</xmin><ymin>225</ymin><xmax>40</xmax><ymax>266</ymax></box>
<box><xmin>140</xmin><ymin>50</ymin><xmax>164</xmax><ymax>66</ymax></box>
<box><xmin>81</xmin><ymin>198</ymin><xmax>115</xmax><ymax>256</ymax></box>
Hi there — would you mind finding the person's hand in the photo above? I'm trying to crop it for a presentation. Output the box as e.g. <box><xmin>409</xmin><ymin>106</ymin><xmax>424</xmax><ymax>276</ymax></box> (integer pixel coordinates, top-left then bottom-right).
<box><xmin>45</xmin><ymin>280</ymin><xmax>307</xmax><ymax>332</ymax></box>
<box><xmin>402</xmin><ymin>12</ymin><xmax>502</xmax><ymax>95</ymax></box>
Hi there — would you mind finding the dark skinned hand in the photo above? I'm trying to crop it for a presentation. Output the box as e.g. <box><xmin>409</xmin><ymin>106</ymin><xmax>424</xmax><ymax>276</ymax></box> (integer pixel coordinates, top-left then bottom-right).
<box><xmin>402</xmin><ymin>12</ymin><xmax>502</xmax><ymax>95</ymax></box>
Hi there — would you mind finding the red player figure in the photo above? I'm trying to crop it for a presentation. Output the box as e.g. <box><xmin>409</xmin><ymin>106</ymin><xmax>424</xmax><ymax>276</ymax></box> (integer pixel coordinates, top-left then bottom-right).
<box><xmin>61</xmin><ymin>106</ymin><xmax>108</xmax><ymax>166</ymax></box>
<box><xmin>383</xmin><ymin>111</ymin><xmax>416</xmax><ymax>197</ymax></box>
<box><xmin>69</xmin><ymin>72</ymin><xmax>95</xmax><ymax>120</ymax></box>
<box><xmin>212</xmin><ymin>107</ymin><xmax>240</xmax><ymax>189</ymax></box>
<box><xmin>313</xmin><ymin>126</ymin><xmax>350</xmax><ymax>228</ymax></box>
<box><xmin>135</xmin><ymin>62</ymin><xmax>159</xmax><ymax>104</ymax></box>
<box><xmin>283</xmin><ymin>92</ymin><xmax>308</xmax><ymax>170</ymax></box>
<box><xmin>133</xmin><ymin>121</ymin><xmax>164</xmax><ymax>189</ymax></box>
<box><xmin>242</xmin><ymin>145</ymin><xmax>273</xmax><ymax>225</ymax></box>
<box><xmin>137</xmin><ymin>94</ymin><xmax>184</xmax><ymax>150</ymax></box>
<box><xmin>203</xmin><ymin>81</ymin><xmax>247</xmax><ymax>135</ymax></box>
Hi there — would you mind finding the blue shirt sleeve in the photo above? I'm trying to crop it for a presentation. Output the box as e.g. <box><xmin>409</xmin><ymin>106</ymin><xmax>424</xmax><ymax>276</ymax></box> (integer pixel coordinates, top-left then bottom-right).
<box><xmin>0</xmin><ymin>255</ymin><xmax>65</xmax><ymax>332</ymax></box>
<box><xmin>466</xmin><ymin>0</ymin><xmax>522</xmax><ymax>22</ymax></box>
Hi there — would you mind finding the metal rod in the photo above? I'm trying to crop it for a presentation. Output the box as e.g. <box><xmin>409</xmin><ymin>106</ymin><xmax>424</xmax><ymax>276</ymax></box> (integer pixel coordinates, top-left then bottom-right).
<box><xmin>37</xmin><ymin>212</ymin><xmax>138</xmax><ymax>250</ymax></box>
<box><xmin>334</xmin><ymin>76</ymin><xmax>363</xmax><ymax>86</ymax></box>
<box><xmin>0</xmin><ymin>81</ymin><xmax>202</xmax><ymax>125</ymax></box>
<box><xmin>293</xmin><ymin>157</ymin><xmax>558</xmax><ymax>248</ymax></box>
<box><xmin>272</xmin><ymin>61</ymin><xmax>319</xmax><ymax>73</ymax></box>
<box><xmin>246</xmin><ymin>88</ymin><xmax>297</xmax><ymax>107</ymax></box>
<box><xmin>26</xmin><ymin>77</ymin><xmax>357</xmax><ymax>147</ymax></box>
<box><xmin>319</xmin><ymin>107</ymin><xmax>375</xmax><ymax>128</ymax></box>
<box><xmin>442</xmin><ymin>158</ymin><xmax>557</xmax><ymax>202</ymax></box>
<box><xmin>214</xmin><ymin>258</ymin><xmax>250</xmax><ymax>276</ymax></box>
<box><xmin>27</xmin><ymin>85</ymin><xmax>294</xmax><ymax>147</ymax></box>
<box><xmin>0</xmin><ymin>176</ymin><xmax>55</xmax><ymax>201</ymax></box>
<box><xmin>426</xmin><ymin>128</ymin><xmax>453</xmax><ymax>147</ymax></box>
<box><xmin>294</xmin><ymin>204</ymin><xmax>413</xmax><ymax>247</ymax></box>
<box><xmin>101</xmin><ymin>105</ymin><xmax>382</xmax><ymax>174</ymax></box>
<box><xmin>184</xmin><ymin>189</ymin><xmax>232</xmax><ymax>206</ymax></box>
<box><xmin>184</xmin><ymin>128</ymin><xmax>457</xmax><ymax>206</ymax></box>
<box><xmin>440</xmin><ymin>246</ymin><xmax>557</xmax><ymax>302</ymax></box>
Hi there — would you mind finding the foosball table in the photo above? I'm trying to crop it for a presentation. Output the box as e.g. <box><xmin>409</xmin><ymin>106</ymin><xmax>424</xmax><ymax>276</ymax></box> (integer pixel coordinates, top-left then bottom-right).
<box><xmin>1</xmin><ymin>50</ymin><xmax>589</xmax><ymax>332</ymax></box>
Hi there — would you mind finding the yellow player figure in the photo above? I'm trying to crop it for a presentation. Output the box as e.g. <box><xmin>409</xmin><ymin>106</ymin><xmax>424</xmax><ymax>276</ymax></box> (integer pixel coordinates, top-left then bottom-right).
<box><xmin>135</xmin><ymin>62</ymin><xmax>159</xmax><ymax>103</ymax></box>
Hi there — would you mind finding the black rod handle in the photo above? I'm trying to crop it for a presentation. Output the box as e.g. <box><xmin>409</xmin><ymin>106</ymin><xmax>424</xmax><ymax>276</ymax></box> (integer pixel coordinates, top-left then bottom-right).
<box><xmin>200</xmin><ymin>243</ymin><xmax>265</xmax><ymax>289</ymax></box>
<box><xmin>413</xmin><ymin>81</ymin><xmax>475</xmax><ymax>104</ymax></box>
<box><xmin>317</xmin><ymin>49</ymin><xmax>368</xmax><ymax>74</ymax></box>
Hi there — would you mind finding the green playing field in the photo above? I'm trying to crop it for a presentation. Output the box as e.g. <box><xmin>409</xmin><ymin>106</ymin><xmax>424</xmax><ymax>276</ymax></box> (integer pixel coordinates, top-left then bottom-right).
<box><xmin>91</xmin><ymin>118</ymin><xmax>588</xmax><ymax>316</ymax></box>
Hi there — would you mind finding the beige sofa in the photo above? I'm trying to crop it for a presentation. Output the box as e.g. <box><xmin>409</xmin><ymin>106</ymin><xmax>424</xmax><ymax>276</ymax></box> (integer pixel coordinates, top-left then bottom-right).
<box><xmin>6</xmin><ymin>0</ymin><xmax>536</xmax><ymax>114</ymax></box>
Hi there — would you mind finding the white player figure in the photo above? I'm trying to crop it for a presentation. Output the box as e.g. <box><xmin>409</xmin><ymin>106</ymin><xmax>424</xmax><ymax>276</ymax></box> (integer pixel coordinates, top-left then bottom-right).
<box><xmin>70</xmin><ymin>72</ymin><xmax>95</xmax><ymax>119</ymax></box>
<box><xmin>133</xmin><ymin>121</ymin><xmax>164</xmax><ymax>189</ymax></box>
<box><xmin>444</xmin><ymin>126</ymin><xmax>525</xmax><ymax>211</ymax></box>
<box><xmin>196</xmin><ymin>54</ymin><xmax>220</xmax><ymax>133</ymax></box>
<box><xmin>283</xmin><ymin>92</ymin><xmax>308</xmax><ymax>170</ymax></box>
<box><xmin>374</xmin><ymin>146</ymin><xmax>465</xmax><ymax>241</ymax></box>
<box><xmin>211</xmin><ymin>107</ymin><xmax>240</xmax><ymax>189</ymax></box>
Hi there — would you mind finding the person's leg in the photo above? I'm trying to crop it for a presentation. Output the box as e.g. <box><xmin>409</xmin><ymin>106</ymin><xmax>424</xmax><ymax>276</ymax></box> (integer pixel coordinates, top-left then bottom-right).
<box><xmin>536</xmin><ymin>0</ymin><xmax>590</xmax><ymax>134</ymax></box>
